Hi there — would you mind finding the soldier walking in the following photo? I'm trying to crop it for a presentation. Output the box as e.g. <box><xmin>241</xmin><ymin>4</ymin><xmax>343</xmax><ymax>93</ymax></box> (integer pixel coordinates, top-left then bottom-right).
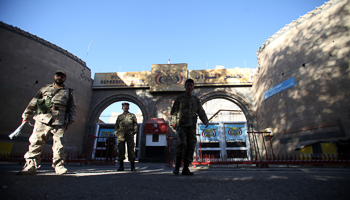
<box><xmin>18</xmin><ymin>70</ymin><xmax>76</xmax><ymax>175</ymax></box>
<box><xmin>114</xmin><ymin>102</ymin><xmax>138</xmax><ymax>171</ymax></box>
<box><xmin>171</xmin><ymin>79</ymin><xmax>209</xmax><ymax>175</ymax></box>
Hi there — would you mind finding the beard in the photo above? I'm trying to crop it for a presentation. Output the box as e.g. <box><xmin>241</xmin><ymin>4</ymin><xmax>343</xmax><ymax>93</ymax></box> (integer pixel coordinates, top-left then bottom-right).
<box><xmin>55</xmin><ymin>78</ymin><xmax>65</xmax><ymax>85</ymax></box>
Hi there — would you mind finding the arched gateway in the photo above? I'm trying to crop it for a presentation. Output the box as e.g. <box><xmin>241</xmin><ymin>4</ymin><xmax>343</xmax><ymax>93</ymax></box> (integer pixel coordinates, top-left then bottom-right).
<box><xmin>84</xmin><ymin>63</ymin><xmax>257</xmax><ymax>161</ymax></box>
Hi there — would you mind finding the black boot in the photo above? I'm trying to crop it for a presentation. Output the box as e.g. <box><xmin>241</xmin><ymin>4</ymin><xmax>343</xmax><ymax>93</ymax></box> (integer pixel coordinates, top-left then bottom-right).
<box><xmin>182</xmin><ymin>161</ymin><xmax>194</xmax><ymax>175</ymax></box>
<box><xmin>131</xmin><ymin>161</ymin><xmax>136</xmax><ymax>171</ymax></box>
<box><xmin>173</xmin><ymin>159</ymin><xmax>181</xmax><ymax>175</ymax></box>
<box><xmin>117</xmin><ymin>161</ymin><xmax>124</xmax><ymax>171</ymax></box>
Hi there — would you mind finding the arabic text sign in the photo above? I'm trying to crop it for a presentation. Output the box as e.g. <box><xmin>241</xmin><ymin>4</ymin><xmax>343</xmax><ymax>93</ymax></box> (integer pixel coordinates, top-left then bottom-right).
<box><xmin>188</xmin><ymin>68</ymin><xmax>252</xmax><ymax>86</ymax></box>
<box><xmin>92</xmin><ymin>71</ymin><xmax>150</xmax><ymax>88</ymax></box>
<box><xmin>225</xmin><ymin>124</ymin><xmax>245</xmax><ymax>142</ymax></box>
<box><xmin>150</xmin><ymin>64</ymin><xmax>187</xmax><ymax>92</ymax></box>
<box><xmin>199</xmin><ymin>124</ymin><xmax>219</xmax><ymax>142</ymax></box>
<box><xmin>264</xmin><ymin>78</ymin><xmax>296</xmax><ymax>100</ymax></box>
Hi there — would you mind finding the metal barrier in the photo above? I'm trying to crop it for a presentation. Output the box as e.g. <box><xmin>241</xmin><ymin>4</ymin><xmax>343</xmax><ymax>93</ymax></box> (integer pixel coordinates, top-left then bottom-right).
<box><xmin>165</xmin><ymin>136</ymin><xmax>177</xmax><ymax>167</ymax></box>
<box><xmin>191</xmin><ymin>131</ymin><xmax>350</xmax><ymax>168</ymax></box>
<box><xmin>0</xmin><ymin>135</ymin><xmax>100</xmax><ymax>165</ymax></box>
<box><xmin>85</xmin><ymin>134</ymin><xmax>117</xmax><ymax>166</ymax></box>
<box><xmin>0</xmin><ymin>152</ymin><xmax>88</xmax><ymax>165</ymax></box>
<box><xmin>4</xmin><ymin>132</ymin><xmax>348</xmax><ymax>168</ymax></box>
<box><xmin>1</xmin><ymin>135</ymin><xmax>119</xmax><ymax>166</ymax></box>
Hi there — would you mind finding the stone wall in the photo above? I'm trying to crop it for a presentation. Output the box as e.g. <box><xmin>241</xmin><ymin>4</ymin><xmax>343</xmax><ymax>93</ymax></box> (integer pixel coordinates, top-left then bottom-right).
<box><xmin>0</xmin><ymin>22</ymin><xmax>93</xmax><ymax>154</ymax></box>
<box><xmin>252</xmin><ymin>0</ymin><xmax>350</xmax><ymax>154</ymax></box>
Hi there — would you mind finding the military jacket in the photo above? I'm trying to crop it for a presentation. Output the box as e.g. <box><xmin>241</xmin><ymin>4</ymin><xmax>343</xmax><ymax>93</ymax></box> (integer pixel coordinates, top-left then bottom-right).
<box><xmin>22</xmin><ymin>83</ymin><xmax>76</xmax><ymax>125</ymax></box>
<box><xmin>171</xmin><ymin>93</ymin><xmax>208</xmax><ymax>127</ymax></box>
<box><xmin>114</xmin><ymin>112</ymin><xmax>138</xmax><ymax>135</ymax></box>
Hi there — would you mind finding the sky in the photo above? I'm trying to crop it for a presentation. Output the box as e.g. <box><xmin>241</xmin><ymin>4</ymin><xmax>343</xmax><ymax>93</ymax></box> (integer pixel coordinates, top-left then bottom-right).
<box><xmin>0</xmin><ymin>0</ymin><xmax>326</xmax><ymax>121</ymax></box>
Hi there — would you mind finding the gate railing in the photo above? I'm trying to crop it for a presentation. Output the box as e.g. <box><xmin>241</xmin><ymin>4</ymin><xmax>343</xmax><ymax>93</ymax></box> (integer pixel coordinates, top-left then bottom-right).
<box><xmin>84</xmin><ymin>134</ymin><xmax>117</xmax><ymax>165</ymax></box>
<box><xmin>0</xmin><ymin>152</ymin><xmax>88</xmax><ymax>165</ymax></box>
<box><xmin>0</xmin><ymin>134</ymin><xmax>117</xmax><ymax>165</ymax></box>
<box><xmin>165</xmin><ymin>136</ymin><xmax>177</xmax><ymax>167</ymax></box>
<box><xmin>191</xmin><ymin>131</ymin><xmax>350</xmax><ymax>168</ymax></box>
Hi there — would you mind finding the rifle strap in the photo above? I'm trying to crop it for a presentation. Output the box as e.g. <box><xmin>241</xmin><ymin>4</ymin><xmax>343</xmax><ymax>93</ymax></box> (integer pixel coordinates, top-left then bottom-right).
<box><xmin>52</xmin><ymin>88</ymin><xmax>62</xmax><ymax>98</ymax></box>
<box><xmin>65</xmin><ymin>88</ymin><xmax>72</xmax><ymax>117</ymax></box>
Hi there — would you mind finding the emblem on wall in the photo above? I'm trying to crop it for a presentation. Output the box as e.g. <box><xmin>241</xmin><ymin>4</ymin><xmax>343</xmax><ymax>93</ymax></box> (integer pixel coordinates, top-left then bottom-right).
<box><xmin>201</xmin><ymin>128</ymin><xmax>217</xmax><ymax>138</ymax></box>
<box><xmin>154</xmin><ymin>70</ymin><xmax>184</xmax><ymax>86</ymax></box>
<box><xmin>199</xmin><ymin>124</ymin><xmax>219</xmax><ymax>142</ymax></box>
<box><xmin>98</xmin><ymin>128</ymin><xmax>114</xmax><ymax>142</ymax></box>
<box><xmin>150</xmin><ymin>63</ymin><xmax>188</xmax><ymax>92</ymax></box>
<box><xmin>225</xmin><ymin>124</ymin><xmax>245</xmax><ymax>142</ymax></box>
<box><xmin>227</xmin><ymin>127</ymin><xmax>243</xmax><ymax>136</ymax></box>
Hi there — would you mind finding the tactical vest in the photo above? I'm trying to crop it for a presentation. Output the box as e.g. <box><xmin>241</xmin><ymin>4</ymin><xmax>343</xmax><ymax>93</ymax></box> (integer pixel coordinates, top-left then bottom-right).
<box><xmin>37</xmin><ymin>88</ymin><xmax>72</xmax><ymax>114</ymax></box>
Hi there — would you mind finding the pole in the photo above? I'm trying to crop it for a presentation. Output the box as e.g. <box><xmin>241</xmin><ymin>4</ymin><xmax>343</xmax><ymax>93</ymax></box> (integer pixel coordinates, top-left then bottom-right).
<box><xmin>85</xmin><ymin>40</ymin><xmax>93</xmax><ymax>65</ymax></box>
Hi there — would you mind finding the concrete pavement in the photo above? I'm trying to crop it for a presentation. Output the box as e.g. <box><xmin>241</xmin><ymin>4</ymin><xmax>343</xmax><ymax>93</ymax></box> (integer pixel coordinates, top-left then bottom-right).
<box><xmin>1</xmin><ymin>162</ymin><xmax>350</xmax><ymax>200</ymax></box>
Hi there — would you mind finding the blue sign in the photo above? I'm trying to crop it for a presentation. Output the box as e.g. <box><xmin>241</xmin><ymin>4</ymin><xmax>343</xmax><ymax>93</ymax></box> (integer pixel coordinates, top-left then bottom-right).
<box><xmin>264</xmin><ymin>78</ymin><xmax>295</xmax><ymax>100</ymax></box>
<box><xmin>199</xmin><ymin>124</ymin><xmax>219</xmax><ymax>142</ymax></box>
<box><xmin>225</xmin><ymin>124</ymin><xmax>245</xmax><ymax>142</ymax></box>
<box><xmin>98</xmin><ymin>128</ymin><xmax>114</xmax><ymax>142</ymax></box>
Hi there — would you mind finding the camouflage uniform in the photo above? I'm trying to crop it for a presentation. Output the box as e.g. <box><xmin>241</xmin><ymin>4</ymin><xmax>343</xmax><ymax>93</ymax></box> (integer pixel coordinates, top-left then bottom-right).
<box><xmin>171</xmin><ymin>93</ymin><xmax>208</xmax><ymax>163</ymax></box>
<box><xmin>114</xmin><ymin>112</ymin><xmax>138</xmax><ymax>161</ymax></box>
<box><xmin>22</xmin><ymin>83</ymin><xmax>76</xmax><ymax>170</ymax></box>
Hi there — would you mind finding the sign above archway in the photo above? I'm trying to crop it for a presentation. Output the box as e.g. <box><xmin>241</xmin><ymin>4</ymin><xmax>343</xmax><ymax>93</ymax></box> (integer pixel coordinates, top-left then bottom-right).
<box><xmin>92</xmin><ymin>64</ymin><xmax>254</xmax><ymax>90</ymax></box>
<box><xmin>93</xmin><ymin>71</ymin><xmax>150</xmax><ymax>89</ymax></box>
<box><xmin>189</xmin><ymin>68</ymin><xmax>253</xmax><ymax>86</ymax></box>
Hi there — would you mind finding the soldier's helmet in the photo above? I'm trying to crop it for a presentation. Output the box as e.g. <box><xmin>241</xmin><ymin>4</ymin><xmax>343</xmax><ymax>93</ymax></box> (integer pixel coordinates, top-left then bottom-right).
<box><xmin>122</xmin><ymin>102</ymin><xmax>130</xmax><ymax>106</ymax></box>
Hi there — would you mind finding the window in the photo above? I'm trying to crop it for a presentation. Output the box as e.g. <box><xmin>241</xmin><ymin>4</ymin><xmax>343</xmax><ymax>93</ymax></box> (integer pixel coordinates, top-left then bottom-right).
<box><xmin>152</xmin><ymin>134</ymin><xmax>159</xmax><ymax>142</ymax></box>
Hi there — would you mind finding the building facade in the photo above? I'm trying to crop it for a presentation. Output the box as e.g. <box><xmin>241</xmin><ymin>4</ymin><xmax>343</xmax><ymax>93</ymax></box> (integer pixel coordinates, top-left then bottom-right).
<box><xmin>0</xmin><ymin>0</ymin><xmax>349</xmax><ymax>159</ymax></box>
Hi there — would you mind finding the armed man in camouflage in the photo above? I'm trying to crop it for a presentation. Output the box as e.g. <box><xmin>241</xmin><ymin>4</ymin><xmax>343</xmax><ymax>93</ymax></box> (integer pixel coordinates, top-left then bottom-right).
<box><xmin>114</xmin><ymin>102</ymin><xmax>138</xmax><ymax>171</ymax></box>
<box><xmin>18</xmin><ymin>70</ymin><xmax>76</xmax><ymax>175</ymax></box>
<box><xmin>171</xmin><ymin>78</ymin><xmax>209</xmax><ymax>175</ymax></box>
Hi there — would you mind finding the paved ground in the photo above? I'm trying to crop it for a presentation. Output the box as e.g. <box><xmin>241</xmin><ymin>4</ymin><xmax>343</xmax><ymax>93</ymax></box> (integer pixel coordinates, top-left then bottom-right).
<box><xmin>1</xmin><ymin>162</ymin><xmax>350</xmax><ymax>200</ymax></box>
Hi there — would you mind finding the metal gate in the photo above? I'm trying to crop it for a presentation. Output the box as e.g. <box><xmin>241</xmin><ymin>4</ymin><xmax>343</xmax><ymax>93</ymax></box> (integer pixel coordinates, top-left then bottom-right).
<box><xmin>192</xmin><ymin>130</ymin><xmax>350</xmax><ymax>167</ymax></box>
<box><xmin>195</xmin><ymin>122</ymin><xmax>250</xmax><ymax>161</ymax></box>
<box><xmin>84</xmin><ymin>123</ymin><xmax>143</xmax><ymax>165</ymax></box>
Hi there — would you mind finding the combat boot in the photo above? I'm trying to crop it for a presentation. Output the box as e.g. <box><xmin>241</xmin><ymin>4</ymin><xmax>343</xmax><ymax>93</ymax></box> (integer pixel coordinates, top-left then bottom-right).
<box><xmin>17</xmin><ymin>159</ymin><xmax>37</xmax><ymax>175</ymax></box>
<box><xmin>173</xmin><ymin>159</ymin><xmax>181</xmax><ymax>175</ymax></box>
<box><xmin>117</xmin><ymin>161</ymin><xmax>124</xmax><ymax>171</ymax></box>
<box><xmin>182</xmin><ymin>161</ymin><xmax>194</xmax><ymax>175</ymax></box>
<box><xmin>55</xmin><ymin>165</ymin><xmax>68</xmax><ymax>175</ymax></box>
<box><xmin>131</xmin><ymin>161</ymin><xmax>136</xmax><ymax>171</ymax></box>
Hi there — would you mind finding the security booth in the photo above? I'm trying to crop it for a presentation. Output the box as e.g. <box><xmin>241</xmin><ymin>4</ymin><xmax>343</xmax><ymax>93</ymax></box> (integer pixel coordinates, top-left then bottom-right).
<box><xmin>196</xmin><ymin>122</ymin><xmax>251</xmax><ymax>160</ymax></box>
<box><xmin>143</xmin><ymin>118</ymin><xmax>169</xmax><ymax>162</ymax></box>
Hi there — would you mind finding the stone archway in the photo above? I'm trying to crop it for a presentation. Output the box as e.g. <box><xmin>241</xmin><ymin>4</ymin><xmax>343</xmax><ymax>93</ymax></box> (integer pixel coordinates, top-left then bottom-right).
<box><xmin>199</xmin><ymin>90</ymin><xmax>258</xmax><ymax>131</ymax></box>
<box><xmin>85</xmin><ymin>93</ymin><xmax>150</xmax><ymax>136</ymax></box>
<box><xmin>82</xmin><ymin>93</ymin><xmax>151</xmax><ymax>158</ymax></box>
